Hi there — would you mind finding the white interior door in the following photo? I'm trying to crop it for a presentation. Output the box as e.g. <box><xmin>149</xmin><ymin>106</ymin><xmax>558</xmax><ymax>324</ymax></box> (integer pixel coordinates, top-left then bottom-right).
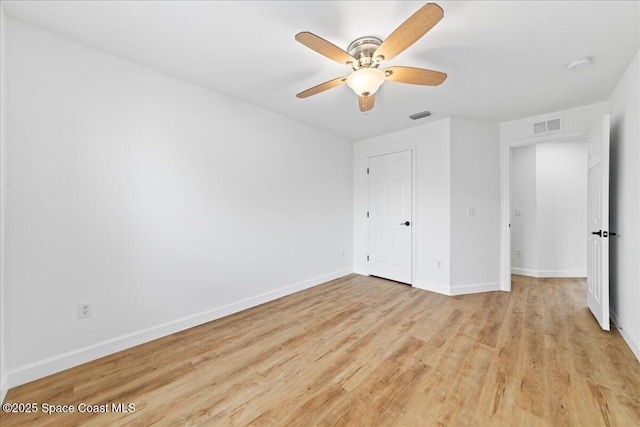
<box><xmin>368</xmin><ymin>151</ymin><xmax>412</xmax><ymax>284</ymax></box>
<box><xmin>587</xmin><ymin>114</ymin><xmax>610</xmax><ymax>331</ymax></box>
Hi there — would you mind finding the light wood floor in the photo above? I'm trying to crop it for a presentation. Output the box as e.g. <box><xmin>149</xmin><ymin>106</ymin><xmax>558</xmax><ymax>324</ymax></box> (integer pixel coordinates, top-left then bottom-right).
<box><xmin>2</xmin><ymin>274</ymin><xmax>639</xmax><ymax>426</ymax></box>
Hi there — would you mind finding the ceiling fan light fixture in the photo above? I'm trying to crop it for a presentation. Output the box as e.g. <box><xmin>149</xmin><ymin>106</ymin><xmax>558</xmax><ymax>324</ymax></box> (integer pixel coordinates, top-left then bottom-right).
<box><xmin>346</xmin><ymin>68</ymin><xmax>386</xmax><ymax>96</ymax></box>
<box><xmin>295</xmin><ymin>3</ymin><xmax>447</xmax><ymax>110</ymax></box>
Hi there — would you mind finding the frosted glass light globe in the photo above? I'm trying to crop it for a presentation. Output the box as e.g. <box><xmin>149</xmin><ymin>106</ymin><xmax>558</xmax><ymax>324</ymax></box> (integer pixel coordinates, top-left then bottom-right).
<box><xmin>346</xmin><ymin>68</ymin><xmax>386</xmax><ymax>96</ymax></box>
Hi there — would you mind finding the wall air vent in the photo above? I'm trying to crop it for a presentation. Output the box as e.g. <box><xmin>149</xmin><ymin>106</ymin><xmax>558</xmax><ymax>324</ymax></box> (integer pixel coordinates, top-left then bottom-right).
<box><xmin>533</xmin><ymin>121</ymin><xmax>547</xmax><ymax>134</ymax></box>
<box><xmin>546</xmin><ymin>118</ymin><xmax>561</xmax><ymax>131</ymax></box>
<box><xmin>533</xmin><ymin>117</ymin><xmax>562</xmax><ymax>134</ymax></box>
<box><xmin>409</xmin><ymin>110</ymin><xmax>431</xmax><ymax>120</ymax></box>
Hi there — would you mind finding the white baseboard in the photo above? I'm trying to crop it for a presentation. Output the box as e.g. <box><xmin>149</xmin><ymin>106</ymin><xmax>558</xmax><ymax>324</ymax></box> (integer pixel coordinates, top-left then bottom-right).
<box><xmin>6</xmin><ymin>269</ymin><xmax>351</xmax><ymax>390</ymax></box>
<box><xmin>511</xmin><ymin>267</ymin><xmax>586</xmax><ymax>278</ymax></box>
<box><xmin>413</xmin><ymin>280</ymin><xmax>450</xmax><ymax>296</ymax></box>
<box><xmin>352</xmin><ymin>267</ymin><xmax>367</xmax><ymax>276</ymax></box>
<box><xmin>450</xmin><ymin>282</ymin><xmax>502</xmax><ymax>296</ymax></box>
<box><xmin>610</xmin><ymin>309</ymin><xmax>640</xmax><ymax>362</ymax></box>
<box><xmin>1</xmin><ymin>374</ymin><xmax>7</xmax><ymax>404</ymax></box>
<box><xmin>413</xmin><ymin>280</ymin><xmax>502</xmax><ymax>296</ymax></box>
<box><xmin>510</xmin><ymin>267</ymin><xmax>538</xmax><ymax>277</ymax></box>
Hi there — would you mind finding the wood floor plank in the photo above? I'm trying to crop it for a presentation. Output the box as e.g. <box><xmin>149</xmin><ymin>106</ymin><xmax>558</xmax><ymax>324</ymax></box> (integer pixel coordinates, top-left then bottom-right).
<box><xmin>516</xmin><ymin>285</ymin><xmax>549</xmax><ymax>420</ymax></box>
<box><xmin>478</xmin><ymin>282</ymin><xmax>526</xmax><ymax>420</ymax></box>
<box><xmin>2</xmin><ymin>274</ymin><xmax>639</xmax><ymax>426</ymax></box>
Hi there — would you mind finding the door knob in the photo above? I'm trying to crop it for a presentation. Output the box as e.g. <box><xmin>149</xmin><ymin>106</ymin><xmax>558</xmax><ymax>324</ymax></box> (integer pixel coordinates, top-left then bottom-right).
<box><xmin>591</xmin><ymin>230</ymin><xmax>602</xmax><ymax>236</ymax></box>
<box><xmin>400</xmin><ymin>221</ymin><xmax>411</xmax><ymax>226</ymax></box>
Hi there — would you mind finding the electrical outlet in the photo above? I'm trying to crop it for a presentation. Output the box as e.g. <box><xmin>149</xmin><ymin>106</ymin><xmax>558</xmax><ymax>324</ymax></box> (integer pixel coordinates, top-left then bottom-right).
<box><xmin>467</xmin><ymin>208</ymin><xmax>476</xmax><ymax>217</ymax></box>
<box><xmin>78</xmin><ymin>302</ymin><xmax>92</xmax><ymax>319</ymax></box>
<box><xmin>437</xmin><ymin>260</ymin><xmax>442</xmax><ymax>268</ymax></box>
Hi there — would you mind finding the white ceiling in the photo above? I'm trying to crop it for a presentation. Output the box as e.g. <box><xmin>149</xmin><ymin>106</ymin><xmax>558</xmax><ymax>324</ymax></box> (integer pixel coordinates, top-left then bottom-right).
<box><xmin>3</xmin><ymin>1</ymin><xmax>639</xmax><ymax>141</ymax></box>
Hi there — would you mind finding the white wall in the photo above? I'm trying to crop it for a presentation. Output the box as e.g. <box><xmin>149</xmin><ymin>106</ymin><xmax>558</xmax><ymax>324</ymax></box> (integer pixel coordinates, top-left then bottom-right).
<box><xmin>4</xmin><ymin>18</ymin><xmax>353</xmax><ymax>388</ymax></box>
<box><xmin>353</xmin><ymin>118</ymin><xmax>451</xmax><ymax>293</ymax></box>
<box><xmin>1</xmin><ymin>4</ymin><xmax>9</xmax><ymax>403</ymax></box>
<box><xmin>417</xmin><ymin>121</ymin><xmax>452</xmax><ymax>291</ymax></box>
<box><xmin>353</xmin><ymin>117</ymin><xmax>501</xmax><ymax>295</ymax></box>
<box><xmin>609</xmin><ymin>49</ymin><xmax>640</xmax><ymax>361</ymax></box>
<box><xmin>510</xmin><ymin>145</ymin><xmax>537</xmax><ymax>273</ymax></box>
<box><xmin>449</xmin><ymin>118</ymin><xmax>501</xmax><ymax>292</ymax></box>
<box><xmin>536</xmin><ymin>140</ymin><xmax>587</xmax><ymax>276</ymax></box>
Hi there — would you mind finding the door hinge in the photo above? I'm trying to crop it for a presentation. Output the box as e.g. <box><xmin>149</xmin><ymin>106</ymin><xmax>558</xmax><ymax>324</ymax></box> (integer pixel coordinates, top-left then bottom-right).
<box><xmin>367</xmin><ymin>255</ymin><xmax>369</xmax><ymax>261</ymax></box>
<box><xmin>367</xmin><ymin>167</ymin><xmax>369</xmax><ymax>174</ymax></box>
<box><xmin>367</xmin><ymin>211</ymin><xmax>369</xmax><ymax>218</ymax></box>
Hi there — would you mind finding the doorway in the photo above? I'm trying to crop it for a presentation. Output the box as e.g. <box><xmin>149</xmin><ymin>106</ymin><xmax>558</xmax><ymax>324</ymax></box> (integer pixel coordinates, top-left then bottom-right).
<box><xmin>510</xmin><ymin>139</ymin><xmax>588</xmax><ymax>278</ymax></box>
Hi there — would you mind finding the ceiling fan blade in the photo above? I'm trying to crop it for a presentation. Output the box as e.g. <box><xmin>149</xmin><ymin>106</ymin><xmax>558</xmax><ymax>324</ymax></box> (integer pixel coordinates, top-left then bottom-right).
<box><xmin>358</xmin><ymin>94</ymin><xmax>376</xmax><ymax>112</ymax></box>
<box><xmin>296</xmin><ymin>76</ymin><xmax>347</xmax><ymax>98</ymax></box>
<box><xmin>374</xmin><ymin>3</ymin><xmax>444</xmax><ymax>62</ymax></box>
<box><xmin>295</xmin><ymin>32</ymin><xmax>356</xmax><ymax>66</ymax></box>
<box><xmin>385</xmin><ymin>66</ymin><xmax>447</xmax><ymax>86</ymax></box>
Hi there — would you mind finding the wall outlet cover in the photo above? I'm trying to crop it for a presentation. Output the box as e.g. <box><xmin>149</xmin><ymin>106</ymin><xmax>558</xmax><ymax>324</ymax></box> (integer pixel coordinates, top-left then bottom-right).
<box><xmin>78</xmin><ymin>302</ymin><xmax>92</xmax><ymax>319</ymax></box>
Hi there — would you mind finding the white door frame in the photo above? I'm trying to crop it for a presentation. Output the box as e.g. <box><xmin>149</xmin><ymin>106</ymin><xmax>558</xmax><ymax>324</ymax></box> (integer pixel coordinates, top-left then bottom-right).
<box><xmin>500</xmin><ymin>130</ymin><xmax>588</xmax><ymax>291</ymax></box>
<box><xmin>365</xmin><ymin>144</ymin><xmax>417</xmax><ymax>285</ymax></box>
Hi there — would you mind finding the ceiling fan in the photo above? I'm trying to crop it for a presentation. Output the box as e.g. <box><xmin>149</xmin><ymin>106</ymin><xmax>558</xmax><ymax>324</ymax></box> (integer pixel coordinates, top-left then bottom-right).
<box><xmin>295</xmin><ymin>2</ymin><xmax>447</xmax><ymax>112</ymax></box>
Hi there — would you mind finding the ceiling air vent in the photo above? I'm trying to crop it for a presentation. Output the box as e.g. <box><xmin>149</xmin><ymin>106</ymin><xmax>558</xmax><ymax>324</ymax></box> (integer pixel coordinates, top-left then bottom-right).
<box><xmin>533</xmin><ymin>118</ymin><xmax>562</xmax><ymax>134</ymax></box>
<box><xmin>409</xmin><ymin>110</ymin><xmax>431</xmax><ymax>120</ymax></box>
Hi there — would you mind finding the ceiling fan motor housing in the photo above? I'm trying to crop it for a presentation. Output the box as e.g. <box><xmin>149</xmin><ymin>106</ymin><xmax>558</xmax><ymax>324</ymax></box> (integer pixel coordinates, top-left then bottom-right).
<box><xmin>347</xmin><ymin>36</ymin><xmax>383</xmax><ymax>69</ymax></box>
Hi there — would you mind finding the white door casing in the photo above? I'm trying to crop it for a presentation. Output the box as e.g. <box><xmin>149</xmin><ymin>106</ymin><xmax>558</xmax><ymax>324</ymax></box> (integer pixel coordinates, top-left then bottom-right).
<box><xmin>367</xmin><ymin>151</ymin><xmax>412</xmax><ymax>284</ymax></box>
<box><xmin>587</xmin><ymin>114</ymin><xmax>610</xmax><ymax>331</ymax></box>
